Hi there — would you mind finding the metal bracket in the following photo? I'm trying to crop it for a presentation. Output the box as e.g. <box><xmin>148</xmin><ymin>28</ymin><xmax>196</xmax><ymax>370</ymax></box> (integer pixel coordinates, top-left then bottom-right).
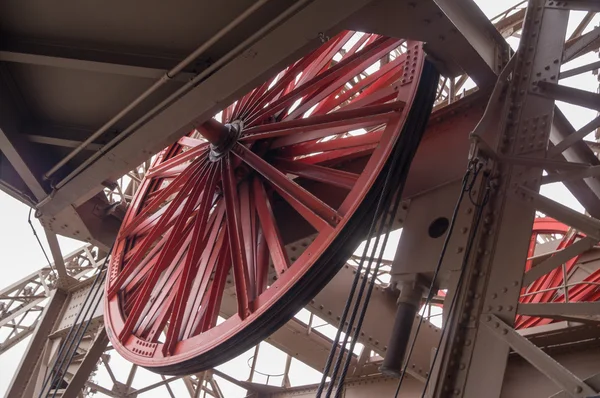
<box><xmin>483</xmin><ymin>314</ymin><xmax>597</xmax><ymax>397</ymax></box>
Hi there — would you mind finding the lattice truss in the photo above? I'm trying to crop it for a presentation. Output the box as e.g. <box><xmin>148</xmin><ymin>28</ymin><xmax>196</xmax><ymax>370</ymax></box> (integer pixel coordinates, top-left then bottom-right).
<box><xmin>0</xmin><ymin>245</ymin><xmax>106</xmax><ymax>356</ymax></box>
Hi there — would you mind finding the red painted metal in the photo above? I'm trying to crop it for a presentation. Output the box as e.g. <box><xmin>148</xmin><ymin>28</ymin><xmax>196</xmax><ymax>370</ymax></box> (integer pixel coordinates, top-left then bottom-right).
<box><xmin>515</xmin><ymin>217</ymin><xmax>599</xmax><ymax>329</ymax></box>
<box><xmin>105</xmin><ymin>31</ymin><xmax>427</xmax><ymax>373</ymax></box>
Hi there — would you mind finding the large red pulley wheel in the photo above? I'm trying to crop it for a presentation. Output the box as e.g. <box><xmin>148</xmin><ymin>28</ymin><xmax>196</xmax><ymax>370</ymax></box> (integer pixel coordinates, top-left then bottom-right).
<box><xmin>105</xmin><ymin>31</ymin><xmax>436</xmax><ymax>375</ymax></box>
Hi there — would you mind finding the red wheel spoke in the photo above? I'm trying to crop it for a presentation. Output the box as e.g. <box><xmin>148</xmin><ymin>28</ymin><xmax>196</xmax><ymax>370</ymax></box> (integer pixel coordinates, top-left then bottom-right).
<box><xmin>241</xmin><ymin>34</ymin><xmax>341</xmax><ymax>120</ymax></box>
<box><xmin>340</xmin><ymin>33</ymin><xmax>372</xmax><ymax>60</ymax></box>
<box><xmin>118</xmin><ymin>164</ymin><xmax>214</xmax><ymax>340</ymax></box>
<box><xmin>237</xmin><ymin>80</ymin><xmax>273</xmax><ymax>120</ymax></box>
<box><xmin>222</xmin><ymin>103</ymin><xmax>234</xmax><ymax>123</ymax></box>
<box><xmin>342</xmin><ymin>84</ymin><xmax>399</xmax><ymax>111</ymax></box>
<box><xmin>272</xmin><ymin>158</ymin><xmax>359</xmax><ymax>190</ymax></box>
<box><xmin>255</xmin><ymin>229</ymin><xmax>269</xmax><ymax>295</ymax></box>
<box><xmin>294</xmin><ymin>144</ymin><xmax>377</xmax><ymax>166</ymax></box>
<box><xmin>146</xmin><ymin>164</ymin><xmax>187</xmax><ymax>179</ymax></box>
<box><xmin>310</xmin><ymin>53</ymin><xmax>406</xmax><ymax>116</ymax></box>
<box><xmin>284</xmin><ymin>39</ymin><xmax>404</xmax><ymax>120</ymax></box>
<box><xmin>110</xmin><ymin>173</ymin><xmax>198</xmax><ymax>296</ymax></box>
<box><xmin>120</xmin><ymin>157</ymin><xmax>208</xmax><ymax>239</ymax></box>
<box><xmin>193</xmin><ymin>245</ymin><xmax>231</xmax><ymax>335</ymax></box>
<box><xmin>233</xmin><ymin>87</ymin><xmax>259</xmax><ymax>120</ymax></box>
<box><xmin>253</xmin><ymin>178</ymin><xmax>290</xmax><ymax>276</ymax></box>
<box><xmin>135</xmin><ymin>248</ymin><xmax>187</xmax><ymax>338</ymax></box>
<box><xmin>222</xmin><ymin>155</ymin><xmax>252</xmax><ymax>319</ymax></box>
<box><xmin>111</xmin><ymin>160</ymin><xmax>210</xmax><ymax>295</ymax></box>
<box><xmin>183</xmin><ymin>224</ymin><xmax>227</xmax><ymax>339</ymax></box>
<box><xmin>246</xmin><ymin>36</ymin><xmax>398</xmax><ymax>126</ymax></box>
<box><xmin>239</xmin><ymin>181</ymin><xmax>258</xmax><ymax>301</ymax></box>
<box><xmin>178</xmin><ymin>135</ymin><xmax>208</xmax><ymax>148</ymax></box>
<box><xmin>295</xmin><ymin>31</ymin><xmax>355</xmax><ymax>86</ymax></box>
<box><xmin>232</xmin><ymin>143</ymin><xmax>339</xmax><ymax>230</ymax></box>
<box><xmin>145</xmin><ymin>145</ymin><xmax>208</xmax><ymax>179</ymax></box>
<box><xmin>274</xmin><ymin>128</ymin><xmax>383</xmax><ymax>158</ymax></box>
<box><xmin>241</xmin><ymin>100</ymin><xmax>402</xmax><ymax>145</ymax></box>
<box><xmin>163</xmin><ymin>167</ymin><xmax>220</xmax><ymax>354</ymax></box>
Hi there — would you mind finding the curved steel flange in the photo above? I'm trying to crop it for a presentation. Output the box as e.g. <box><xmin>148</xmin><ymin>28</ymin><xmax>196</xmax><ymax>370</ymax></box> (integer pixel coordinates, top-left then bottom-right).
<box><xmin>105</xmin><ymin>32</ymin><xmax>437</xmax><ymax>375</ymax></box>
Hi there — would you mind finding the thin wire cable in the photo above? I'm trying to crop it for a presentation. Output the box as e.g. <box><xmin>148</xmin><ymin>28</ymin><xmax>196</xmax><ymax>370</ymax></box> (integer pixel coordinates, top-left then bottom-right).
<box><xmin>28</xmin><ymin>208</ymin><xmax>58</xmax><ymax>279</ymax></box>
<box><xmin>333</xmin><ymin>178</ymin><xmax>407</xmax><ymax>397</ymax></box>
<box><xmin>319</xmin><ymin>59</ymin><xmax>439</xmax><ymax>396</ymax></box>
<box><xmin>315</xmin><ymin>139</ymin><xmax>398</xmax><ymax>397</ymax></box>
<box><xmin>325</xmin><ymin>195</ymin><xmax>395</xmax><ymax>397</ymax></box>
<box><xmin>393</xmin><ymin>160</ymin><xmax>480</xmax><ymax>397</ymax></box>
<box><xmin>327</xmin><ymin>97</ymin><xmax>436</xmax><ymax>396</ymax></box>
<box><xmin>417</xmin><ymin>182</ymin><xmax>490</xmax><ymax>398</ymax></box>
<box><xmin>38</xmin><ymin>245</ymin><xmax>112</xmax><ymax>397</ymax></box>
<box><xmin>50</xmin><ymin>274</ymin><xmax>107</xmax><ymax>398</ymax></box>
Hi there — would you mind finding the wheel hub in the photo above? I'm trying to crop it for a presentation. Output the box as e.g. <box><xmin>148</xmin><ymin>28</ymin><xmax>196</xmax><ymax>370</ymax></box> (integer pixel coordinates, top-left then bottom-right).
<box><xmin>207</xmin><ymin>120</ymin><xmax>244</xmax><ymax>161</ymax></box>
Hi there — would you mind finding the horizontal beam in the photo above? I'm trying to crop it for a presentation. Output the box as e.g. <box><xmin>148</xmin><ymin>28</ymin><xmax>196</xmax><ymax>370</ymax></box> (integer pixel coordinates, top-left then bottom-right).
<box><xmin>518</xmin><ymin>302</ymin><xmax>600</xmax><ymax>323</ymax></box>
<box><xmin>548</xmin><ymin>115</ymin><xmax>600</xmax><ymax>157</ymax></box>
<box><xmin>483</xmin><ymin>315</ymin><xmax>596</xmax><ymax>397</ymax></box>
<box><xmin>550</xmin><ymin>0</ymin><xmax>600</xmax><ymax>12</ymax></box>
<box><xmin>542</xmin><ymin>165</ymin><xmax>600</xmax><ymax>185</ymax></box>
<box><xmin>559</xmin><ymin>60</ymin><xmax>600</xmax><ymax>80</ymax></box>
<box><xmin>25</xmin><ymin>135</ymin><xmax>103</xmax><ymax>151</ymax></box>
<box><xmin>538</xmin><ymin>81</ymin><xmax>600</xmax><ymax>112</ymax></box>
<box><xmin>519</xmin><ymin>186</ymin><xmax>600</xmax><ymax>241</ymax></box>
<box><xmin>0</xmin><ymin>43</ymin><xmax>194</xmax><ymax>81</ymax></box>
<box><xmin>522</xmin><ymin>237</ymin><xmax>597</xmax><ymax>285</ymax></box>
<box><xmin>563</xmin><ymin>26</ymin><xmax>600</xmax><ymax>63</ymax></box>
<box><xmin>38</xmin><ymin>0</ymin><xmax>509</xmax><ymax>217</ymax></box>
<box><xmin>550</xmin><ymin>108</ymin><xmax>600</xmax><ymax>219</ymax></box>
<box><xmin>347</xmin><ymin>0</ymin><xmax>509</xmax><ymax>85</ymax></box>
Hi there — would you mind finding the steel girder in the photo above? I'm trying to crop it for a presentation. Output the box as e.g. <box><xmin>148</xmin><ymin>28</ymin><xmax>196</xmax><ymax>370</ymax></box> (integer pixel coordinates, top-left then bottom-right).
<box><xmin>36</xmin><ymin>0</ymin><xmax>509</xmax><ymax>221</ymax></box>
<box><xmin>415</xmin><ymin>2</ymin><xmax>600</xmax><ymax>397</ymax></box>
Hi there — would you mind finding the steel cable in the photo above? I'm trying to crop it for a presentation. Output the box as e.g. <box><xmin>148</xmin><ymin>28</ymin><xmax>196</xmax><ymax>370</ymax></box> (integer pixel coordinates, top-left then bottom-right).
<box><xmin>417</xmin><ymin>180</ymin><xmax>490</xmax><ymax>398</ymax></box>
<box><xmin>332</xmin><ymin>178</ymin><xmax>405</xmax><ymax>397</ymax></box>
<box><xmin>392</xmin><ymin>163</ymin><xmax>490</xmax><ymax>397</ymax></box>
<box><xmin>316</xmin><ymin>61</ymin><xmax>439</xmax><ymax>397</ymax></box>
<box><xmin>332</xmin><ymin>62</ymin><xmax>441</xmax><ymax>398</ymax></box>
<box><xmin>28</xmin><ymin>208</ymin><xmax>58</xmax><ymax>280</ymax></box>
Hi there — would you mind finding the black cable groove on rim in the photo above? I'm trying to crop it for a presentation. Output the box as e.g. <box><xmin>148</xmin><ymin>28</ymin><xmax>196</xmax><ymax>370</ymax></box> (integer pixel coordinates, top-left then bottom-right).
<box><xmin>329</xmin><ymin>61</ymin><xmax>439</xmax><ymax>397</ymax></box>
<box><xmin>148</xmin><ymin>61</ymin><xmax>440</xmax><ymax>376</ymax></box>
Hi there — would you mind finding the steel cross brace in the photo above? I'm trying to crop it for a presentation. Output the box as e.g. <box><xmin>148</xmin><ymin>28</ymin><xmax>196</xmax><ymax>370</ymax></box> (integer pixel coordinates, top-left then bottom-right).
<box><xmin>483</xmin><ymin>314</ymin><xmax>596</xmax><ymax>397</ymax></box>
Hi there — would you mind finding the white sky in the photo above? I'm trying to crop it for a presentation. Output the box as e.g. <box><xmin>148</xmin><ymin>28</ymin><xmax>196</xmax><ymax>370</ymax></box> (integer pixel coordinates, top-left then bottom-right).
<box><xmin>1</xmin><ymin>1</ymin><xmax>598</xmax><ymax>397</ymax></box>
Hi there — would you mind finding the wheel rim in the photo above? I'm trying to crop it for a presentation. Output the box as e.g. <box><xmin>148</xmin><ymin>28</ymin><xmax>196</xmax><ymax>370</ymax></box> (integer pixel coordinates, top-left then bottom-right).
<box><xmin>105</xmin><ymin>31</ymin><xmax>429</xmax><ymax>374</ymax></box>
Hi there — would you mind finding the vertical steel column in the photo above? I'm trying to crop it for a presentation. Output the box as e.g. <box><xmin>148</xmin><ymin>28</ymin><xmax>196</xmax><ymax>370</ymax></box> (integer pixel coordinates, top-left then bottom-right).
<box><xmin>429</xmin><ymin>1</ymin><xmax>570</xmax><ymax>397</ymax></box>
